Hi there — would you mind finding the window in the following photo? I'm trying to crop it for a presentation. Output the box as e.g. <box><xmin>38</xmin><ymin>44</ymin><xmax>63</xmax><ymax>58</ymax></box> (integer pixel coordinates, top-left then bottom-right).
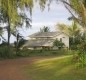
<box><xmin>63</xmin><ymin>37</ymin><xmax>65</xmax><ymax>38</ymax></box>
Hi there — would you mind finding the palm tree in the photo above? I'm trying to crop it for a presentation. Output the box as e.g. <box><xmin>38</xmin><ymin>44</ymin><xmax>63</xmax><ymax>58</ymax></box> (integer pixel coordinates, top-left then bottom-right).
<box><xmin>55</xmin><ymin>23</ymin><xmax>69</xmax><ymax>33</ymax></box>
<box><xmin>56</xmin><ymin>21</ymin><xmax>81</xmax><ymax>44</ymax></box>
<box><xmin>40</xmin><ymin>26</ymin><xmax>50</xmax><ymax>32</ymax></box>
<box><xmin>57</xmin><ymin>21</ymin><xmax>80</xmax><ymax>36</ymax></box>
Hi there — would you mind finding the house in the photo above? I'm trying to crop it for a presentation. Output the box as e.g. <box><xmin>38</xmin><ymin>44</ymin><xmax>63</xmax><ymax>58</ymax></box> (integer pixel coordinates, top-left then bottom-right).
<box><xmin>23</xmin><ymin>31</ymin><xmax>69</xmax><ymax>49</ymax></box>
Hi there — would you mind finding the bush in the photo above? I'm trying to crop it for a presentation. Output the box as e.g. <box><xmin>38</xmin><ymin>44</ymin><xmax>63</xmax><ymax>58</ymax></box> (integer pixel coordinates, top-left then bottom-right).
<box><xmin>16</xmin><ymin>49</ymin><xmax>69</xmax><ymax>57</ymax></box>
<box><xmin>53</xmin><ymin>39</ymin><xmax>65</xmax><ymax>49</ymax></box>
<box><xmin>0</xmin><ymin>46</ymin><xmax>14</xmax><ymax>58</ymax></box>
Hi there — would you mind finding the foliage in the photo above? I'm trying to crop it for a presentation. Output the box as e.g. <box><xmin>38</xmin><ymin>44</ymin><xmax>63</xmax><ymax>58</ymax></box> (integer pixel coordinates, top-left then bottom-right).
<box><xmin>40</xmin><ymin>26</ymin><xmax>50</xmax><ymax>32</ymax></box>
<box><xmin>14</xmin><ymin>38</ymin><xmax>27</xmax><ymax>49</ymax></box>
<box><xmin>0</xmin><ymin>0</ymin><xmax>34</xmax><ymax>48</ymax></box>
<box><xmin>55</xmin><ymin>23</ymin><xmax>69</xmax><ymax>33</ymax></box>
<box><xmin>16</xmin><ymin>49</ymin><xmax>69</xmax><ymax>57</ymax></box>
<box><xmin>60</xmin><ymin>0</ymin><xmax>86</xmax><ymax>28</ymax></box>
<box><xmin>53</xmin><ymin>39</ymin><xmax>65</xmax><ymax>49</ymax></box>
<box><xmin>56</xmin><ymin>21</ymin><xmax>81</xmax><ymax>36</ymax></box>
<box><xmin>70</xmin><ymin>33</ymin><xmax>86</xmax><ymax>67</ymax></box>
<box><xmin>0</xmin><ymin>45</ymin><xmax>14</xmax><ymax>58</ymax></box>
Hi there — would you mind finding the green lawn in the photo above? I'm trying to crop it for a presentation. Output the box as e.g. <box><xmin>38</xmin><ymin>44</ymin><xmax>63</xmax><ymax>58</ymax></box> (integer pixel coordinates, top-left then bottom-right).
<box><xmin>24</xmin><ymin>56</ymin><xmax>86</xmax><ymax>80</ymax></box>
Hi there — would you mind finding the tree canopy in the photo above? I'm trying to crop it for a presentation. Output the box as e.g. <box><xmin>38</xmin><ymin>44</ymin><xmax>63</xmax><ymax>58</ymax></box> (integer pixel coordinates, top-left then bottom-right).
<box><xmin>60</xmin><ymin>0</ymin><xmax>86</xmax><ymax>29</ymax></box>
<box><xmin>40</xmin><ymin>26</ymin><xmax>50</xmax><ymax>32</ymax></box>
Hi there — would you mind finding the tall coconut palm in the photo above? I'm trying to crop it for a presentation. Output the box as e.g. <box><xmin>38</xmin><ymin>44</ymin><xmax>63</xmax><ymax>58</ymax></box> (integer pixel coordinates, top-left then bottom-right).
<box><xmin>69</xmin><ymin>21</ymin><xmax>81</xmax><ymax>43</ymax></box>
<box><xmin>56</xmin><ymin>21</ymin><xmax>81</xmax><ymax>43</ymax></box>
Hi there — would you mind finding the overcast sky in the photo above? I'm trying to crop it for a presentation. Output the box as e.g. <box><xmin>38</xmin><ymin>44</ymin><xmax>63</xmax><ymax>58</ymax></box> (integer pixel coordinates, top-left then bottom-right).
<box><xmin>3</xmin><ymin>1</ymin><xmax>72</xmax><ymax>43</ymax></box>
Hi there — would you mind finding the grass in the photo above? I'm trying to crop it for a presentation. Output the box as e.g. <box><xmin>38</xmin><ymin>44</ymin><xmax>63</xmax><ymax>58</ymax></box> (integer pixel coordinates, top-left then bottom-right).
<box><xmin>24</xmin><ymin>56</ymin><xmax>86</xmax><ymax>80</ymax></box>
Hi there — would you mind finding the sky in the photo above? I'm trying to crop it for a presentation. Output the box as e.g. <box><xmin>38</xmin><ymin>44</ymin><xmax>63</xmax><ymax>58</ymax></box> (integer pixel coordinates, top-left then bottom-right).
<box><xmin>3</xmin><ymin>1</ymin><xmax>72</xmax><ymax>43</ymax></box>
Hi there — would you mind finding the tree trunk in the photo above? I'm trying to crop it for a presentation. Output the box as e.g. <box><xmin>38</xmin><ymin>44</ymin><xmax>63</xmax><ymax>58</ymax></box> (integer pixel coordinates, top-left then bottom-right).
<box><xmin>7</xmin><ymin>0</ymin><xmax>11</xmax><ymax>48</ymax></box>
<box><xmin>16</xmin><ymin>33</ymin><xmax>19</xmax><ymax>54</ymax></box>
<box><xmin>7</xmin><ymin>17</ymin><xmax>10</xmax><ymax>47</ymax></box>
<box><xmin>7</xmin><ymin>17</ymin><xmax>11</xmax><ymax>58</ymax></box>
<box><xmin>72</xmin><ymin>36</ymin><xmax>75</xmax><ymax>43</ymax></box>
<box><xmin>7</xmin><ymin>0</ymin><xmax>10</xmax><ymax>47</ymax></box>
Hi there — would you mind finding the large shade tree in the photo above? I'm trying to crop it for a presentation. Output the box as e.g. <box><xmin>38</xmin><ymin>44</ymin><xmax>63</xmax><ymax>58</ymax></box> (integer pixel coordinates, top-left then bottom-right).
<box><xmin>0</xmin><ymin>0</ymin><xmax>50</xmax><ymax>46</ymax></box>
<box><xmin>0</xmin><ymin>0</ymin><xmax>33</xmax><ymax>47</ymax></box>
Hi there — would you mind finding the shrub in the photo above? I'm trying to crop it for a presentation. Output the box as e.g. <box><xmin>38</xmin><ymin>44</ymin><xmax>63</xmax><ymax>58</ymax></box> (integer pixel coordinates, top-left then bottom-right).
<box><xmin>0</xmin><ymin>46</ymin><xmax>14</xmax><ymax>58</ymax></box>
<box><xmin>53</xmin><ymin>39</ymin><xmax>65</xmax><ymax>49</ymax></box>
<box><xmin>16</xmin><ymin>49</ymin><xmax>69</xmax><ymax>57</ymax></box>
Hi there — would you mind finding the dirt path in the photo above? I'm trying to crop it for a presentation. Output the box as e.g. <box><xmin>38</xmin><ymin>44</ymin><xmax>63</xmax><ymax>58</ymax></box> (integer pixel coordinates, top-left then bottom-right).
<box><xmin>0</xmin><ymin>56</ymin><xmax>70</xmax><ymax>80</ymax></box>
<box><xmin>0</xmin><ymin>57</ymin><xmax>45</xmax><ymax>80</ymax></box>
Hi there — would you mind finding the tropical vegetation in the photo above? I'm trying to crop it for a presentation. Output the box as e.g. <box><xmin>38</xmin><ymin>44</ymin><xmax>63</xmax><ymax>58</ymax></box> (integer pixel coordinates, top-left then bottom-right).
<box><xmin>40</xmin><ymin>26</ymin><xmax>50</xmax><ymax>32</ymax></box>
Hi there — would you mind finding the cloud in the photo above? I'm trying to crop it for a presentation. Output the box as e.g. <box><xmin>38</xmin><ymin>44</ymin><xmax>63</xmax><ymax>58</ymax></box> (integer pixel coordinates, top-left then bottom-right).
<box><xmin>32</xmin><ymin>1</ymin><xmax>71</xmax><ymax>27</ymax></box>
